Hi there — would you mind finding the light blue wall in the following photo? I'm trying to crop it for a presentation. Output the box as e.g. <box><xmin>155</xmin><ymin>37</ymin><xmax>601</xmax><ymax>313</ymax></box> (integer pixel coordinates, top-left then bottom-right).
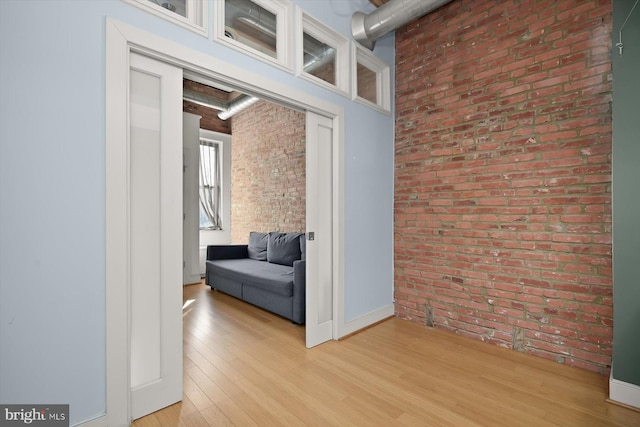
<box><xmin>0</xmin><ymin>0</ymin><xmax>394</xmax><ymax>424</ymax></box>
<box><xmin>291</xmin><ymin>2</ymin><xmax>396</xmax><ymax>322</ymax></box>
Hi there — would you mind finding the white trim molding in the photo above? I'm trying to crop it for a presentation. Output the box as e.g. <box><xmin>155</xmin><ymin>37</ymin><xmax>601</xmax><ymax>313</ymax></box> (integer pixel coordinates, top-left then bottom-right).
<box><xmin>73</xmin><ymin>415</ymin><xmax>107</xmax><ymax>427</ymax></box>
<box><xmin>105</xmin><ymin>18</ymin><xmax>133</xmax><ymax>427</ymax></box>
<box><xmin>338</xmin><ymin>304</ymin><xmax>395</xmax><ymax>338</ymax></box>
<box><xmin>610</xmin><ymin>371</ymin><xmax>640</xmax><ymax>410</ymax></box>
<box><xmin>120</xmin><ymin>0</ymin><xmax>208</xmax><ymax>36</ymax></box>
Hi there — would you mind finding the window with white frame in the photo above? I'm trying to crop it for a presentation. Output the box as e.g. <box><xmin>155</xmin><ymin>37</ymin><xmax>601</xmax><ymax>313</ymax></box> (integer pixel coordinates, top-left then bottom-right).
<box><xmin>214</xmin><ymin>0</ymin><xmax>294</xmax><ymax>72</ymax></box>
<box><xmin>121</xmin><ymin>0</ymin><xmax>208</xmax><ymax>36</ymax></box>
<box><xmin>297</xmin><ymin>8</ymin><xmax>350</xmax><ymax>96</ymax></box>
<box><xmin>199</xmin><ymin>140</ymin><xmax>222</xmax><ymax>230</ymax></box>
<box><xmin>353</xmin><ymin>44</ymin><xmax>391</xmax><ymax>113</ymax></box>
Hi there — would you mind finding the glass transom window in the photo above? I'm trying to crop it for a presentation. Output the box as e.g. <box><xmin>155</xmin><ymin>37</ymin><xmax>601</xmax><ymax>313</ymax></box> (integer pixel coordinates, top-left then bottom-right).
<box><xmin>297</xmin><ymin>8</ymin><xmax>350</xmax><ymax>96</ymax></box>
<box><xmin>303</xmin><ymin>34</ymin><xmax>335</xmax><ymax>85</ymax></box>
<box><xmin>215</xmin><ymin>0</ymin><xmax>294</xmax><ymax>72</ymax></box>
<box><xmin>353</xmin><ymin>44</ymin><xmax>391</xmax><ymax>113</ymax></box>
<box><xmin>121</xmin><ymin>0</ymin><xmax>207</xmax><ymax>36</ymax></box>
<box><xmin>225</xmin><ymin>0</ymin><xmax>277</xmax><ymax>59</ymax></box>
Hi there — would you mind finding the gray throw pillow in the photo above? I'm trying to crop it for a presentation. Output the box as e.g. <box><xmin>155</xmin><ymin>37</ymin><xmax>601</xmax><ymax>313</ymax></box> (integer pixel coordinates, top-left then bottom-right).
<box><xmin>267</xmin><ymin>232</ymin><xmax>303</xmax><ymax>266</ymax></box>
<box><xmin>247</xmin><ymin>231</ymin><xmax>269</xmax><ymax>261</ymax></box>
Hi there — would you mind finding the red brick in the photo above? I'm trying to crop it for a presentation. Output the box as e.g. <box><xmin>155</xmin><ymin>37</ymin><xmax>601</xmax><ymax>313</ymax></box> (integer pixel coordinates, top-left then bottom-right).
<box><xmin>231</xmin><ymin>100</ymin><xmax>305</xmax><ymax>242</ymax></box>
<box><xmin>395</xmin><ymin>0</ymin><xmax>612</xmax><ymax>374</ymax></box>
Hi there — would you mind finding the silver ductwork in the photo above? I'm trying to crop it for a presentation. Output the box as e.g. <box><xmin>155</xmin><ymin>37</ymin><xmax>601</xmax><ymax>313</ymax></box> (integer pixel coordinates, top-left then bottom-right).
<box><xmin>183</xmin><ymin>90</ymin><xmax>259</xmax><ymax>120</ymax></box>
<box><xmin>183</xmin><ymin>88</ymin><xmax>227</xmax><ymax>111</ymax></box>
<box><xmin>218</xmin><ymin>94</ymin><xmax>260</xmax><ymax>120</ymax></box>
<box><xmin>184</xmin><ymin>88</ymin><xmax>258</xmax><ymax>120</ymax></box>
<box><xmin>352</xmin><ymin>0</ymin><xmax>453</xmax><ymax>50</ymax></box>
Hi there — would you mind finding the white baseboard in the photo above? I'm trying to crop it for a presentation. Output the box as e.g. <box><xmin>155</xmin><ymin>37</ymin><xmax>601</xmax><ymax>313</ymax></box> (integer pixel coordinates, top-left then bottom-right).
<box><xmin>610</xmin><ymin>370</ymin><xmax>640</xmax><ymax>410</ymax></box>
<box><xmin>339</xmin><ymin>304</ymin><xmax>394</xmax><ymax>338</ymax></box>
<box><xmin>73</xmin><ymin>414</ymin><xmax>108</xmax><ymax>427</ymax></box>
<box><xmin>199</xmin><ymin>246</ymin><xmax>208</xmax><ymax>277</ymax></box>
<box><xmin>184</xmin><ymin>273</ymin><xmax>202</xmax><ymax>286</ymax></box>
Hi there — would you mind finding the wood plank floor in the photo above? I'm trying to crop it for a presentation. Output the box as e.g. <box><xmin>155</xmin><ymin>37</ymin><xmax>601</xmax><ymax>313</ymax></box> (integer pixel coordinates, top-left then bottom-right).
<box><xmin>132</xmin><ymin>281</ymin><xmax>640</xmax><ymax>426</ymax></box>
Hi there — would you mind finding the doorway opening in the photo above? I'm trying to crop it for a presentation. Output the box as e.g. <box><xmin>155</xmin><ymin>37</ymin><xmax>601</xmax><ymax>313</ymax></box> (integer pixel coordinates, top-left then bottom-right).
<box><xmin>181</xmin><ymin>76</ymin><xmax>309</xmax><ymax>344</ymax></box>
<box><xmin>181</xmin><ymin>76</ymin><xmax>307</xmax><ymax>283</ymax></box>
<box><xmin>106</xmin><ymin>18</ymin><xmax>343</xmax><ymax>425</ymax></box>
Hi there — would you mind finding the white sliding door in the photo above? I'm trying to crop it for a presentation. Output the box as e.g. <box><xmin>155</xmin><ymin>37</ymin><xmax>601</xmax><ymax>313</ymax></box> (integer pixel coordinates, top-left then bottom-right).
<box><xmin>129</xmin><ymin>52</ymin><xmax>183</xmax><ymax>420</ymax></box>
<box><xmin>305</xmin><ymin>112</ymin><xmax>334</xmax><ymax>348</ymax></box>
<box><xmin>183</xmin><ymin>112</ymin><xmax>202</xmax><ymax>285</ymax></box>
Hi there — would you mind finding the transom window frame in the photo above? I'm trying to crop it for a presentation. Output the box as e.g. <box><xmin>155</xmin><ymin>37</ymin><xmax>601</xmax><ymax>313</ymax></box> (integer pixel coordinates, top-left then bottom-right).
<box><xmin>121</xmin><ymin>0</ymin><xmax>390</xmax><ymax>113</ymax></box>
<box><xmin>121</xmin><ymin>0</ymin><xmax>208</xmax><ymax>36</ymax></box>
<box><xmin>352</xmin><ymin>43</ymin><xmax>391</xmax><ymax>114</ymax></box>
<box><xmin>214</xmin><ymin>0</ymin><xmax>295</xmax><ymax>73</ymax></box>
<box><xmin>296</xmin><ymin>7</ymin><xmax>350</xmax><ymax>97</ymax></box>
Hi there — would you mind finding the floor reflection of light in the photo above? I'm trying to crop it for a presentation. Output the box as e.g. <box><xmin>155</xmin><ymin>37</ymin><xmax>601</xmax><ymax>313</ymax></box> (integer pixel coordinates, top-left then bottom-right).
<box><xmin>183</xmin><ymin>299</ymin><xmax>195</xmax><ymax>310</ymax></box>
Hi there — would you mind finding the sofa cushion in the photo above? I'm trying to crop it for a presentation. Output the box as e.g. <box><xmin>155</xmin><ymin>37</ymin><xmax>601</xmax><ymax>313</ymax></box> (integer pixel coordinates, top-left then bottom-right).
<box><xmin>207</xmin><ymin>258</ymin><xmax>294</xmax><ymax>296</ymax></box>
<box><xmin>247</xmin><ymin>231</ymin><xmax>269</xmax><ymax>261</ymax></box>
<box><xmin>267</xmin><ymin>232</ymin><xmax>303</xmax><ymax>266</ymax></box>
<box><xmin>299</xmin><ymin>234</ymin><xmax>306</xmax><ymax>261</ymax></box>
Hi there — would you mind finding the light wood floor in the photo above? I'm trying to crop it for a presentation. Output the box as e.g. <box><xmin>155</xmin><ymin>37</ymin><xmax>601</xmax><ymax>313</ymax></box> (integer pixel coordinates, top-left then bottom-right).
<box><xmin>132</xmin><ymin>281</ymin><xmax>640</xmax><ymax>426</ymax></box>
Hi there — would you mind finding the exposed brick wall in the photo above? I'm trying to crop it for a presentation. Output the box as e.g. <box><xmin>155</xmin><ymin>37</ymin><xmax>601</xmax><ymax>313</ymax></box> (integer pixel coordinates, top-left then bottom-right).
<box><xmin>394</xmin><ymin>0</ymin><xmax>612</xmax><ymax>373</ymax></box>
<box><xmin>183</xmin><ymin>80</ymin><xmax>231</xmax><ymax>134</ymax></box>
<box><xmin>231</xmin><ymin>100</ymin><xmax>306</xmax><ymax>243</ymax></box>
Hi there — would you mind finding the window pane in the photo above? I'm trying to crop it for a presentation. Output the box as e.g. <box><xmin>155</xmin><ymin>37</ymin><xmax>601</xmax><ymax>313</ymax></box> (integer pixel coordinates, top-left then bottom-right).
<box><xmin>225</xmin><ymin>0</ymin><xmax>277</xmax><ymax>59</ymax></box>
<box><xmin>199</xmin><ymin>142</ymin><xmax>222</xmax><ymax>230</ymax></box>
<box><xmin>199</xmin><ymin>206</ymin><xmax>213</xmax><ymax>229</ymax></box>
<box><xmin>148</xmin><ymin>0</ymin><xmax>186</xmax><ymax>17</ymax></box>
<box><xmin>303</xmin><ymin>33</ymin><xmax>335</xmax><ymax>85</ymax></box>
<box><xmin>357</xmin><ymin>63</ymin><xmax>377</xmax><ymax>104</ymax></box>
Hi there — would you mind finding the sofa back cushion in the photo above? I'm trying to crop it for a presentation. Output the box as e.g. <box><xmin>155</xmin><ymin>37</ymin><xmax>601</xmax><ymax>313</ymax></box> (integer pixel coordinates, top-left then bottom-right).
<box><xmin>267</xmin><ymin>232</ymin><xmax>303</xmax><ymax>266</ymax></box>
<box><xmin>300</xmin><ymin>234</ymin><xmax>306</xmax><ymax>261</ymax></box>
<box><xmin>247</xmin><ymin>231</ymin><xmax>269</xmax><ymax>261</ymax></box>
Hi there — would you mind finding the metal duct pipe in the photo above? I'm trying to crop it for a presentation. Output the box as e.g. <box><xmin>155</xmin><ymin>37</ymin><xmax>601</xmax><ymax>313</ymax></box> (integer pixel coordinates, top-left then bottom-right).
<box><xmin>218</xmin><ymin>94</ymin><xmax>259</xmax><ymax>120</ymax></box>
<box><xmin>216</xmin><ymin>47</ymin><xmax>333</xmax><ymax>121</ymax></box>
<box><xmin>183</xmin><ymin>88</ymin><xmax>228</xmax><ymax>111</ymax></box>
<box><xmin>226</xmin><ymin>0</ymin><xmax>277</xmax><ymax>35</ymax></box>
<box><xmin>352</xmin><ymin>0</ymin><xmax>453</xmax><ymax>50</ymax></box>
<box><xmin>303</xmin><ymin>46</ymin><xmax>335</xmax><ymax>74</ymax></box>
<box><xmin>183</xmin><ymin>89</ymin><xmax>258</xmax><ymax>120</ymax></box>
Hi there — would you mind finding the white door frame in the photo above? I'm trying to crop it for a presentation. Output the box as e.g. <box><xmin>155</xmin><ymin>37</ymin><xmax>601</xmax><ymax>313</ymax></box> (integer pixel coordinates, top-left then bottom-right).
<box><xmin>104</xmin><ymin>18</ymin><xmax>344</xmax><ymax>427</ymax></box>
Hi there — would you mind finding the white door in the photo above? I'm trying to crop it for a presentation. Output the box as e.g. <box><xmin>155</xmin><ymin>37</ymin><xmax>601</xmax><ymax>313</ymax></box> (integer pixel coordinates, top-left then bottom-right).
<box><xmin>129</xmin><ymin>52</ymin><xmax>183</xmax><ymax>420</ymax></box>
<box><xmin>305</xmin><ymin>112</ymin><xmax>334</xmax><ymax>348</ymax></box>
<box><xmin>183</xmin><ymin>112</ymin><xmax>202</xmax><ymax>285</ymax></box>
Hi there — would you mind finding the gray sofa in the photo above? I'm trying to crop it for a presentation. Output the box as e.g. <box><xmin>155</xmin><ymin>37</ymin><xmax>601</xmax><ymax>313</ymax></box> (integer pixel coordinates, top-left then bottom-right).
<box><xmin>205</xmin><ymin>231</ymin><xmax>306</xmax><ymax>324</ymax></box>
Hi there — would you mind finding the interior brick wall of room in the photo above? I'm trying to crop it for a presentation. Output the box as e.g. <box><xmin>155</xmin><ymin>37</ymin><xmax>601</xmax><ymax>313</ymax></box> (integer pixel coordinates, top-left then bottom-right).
<box><xmin>230</xmin><ymin>99</ymin><xmax>306</xmax><ymax>243</ymax></box>
<box><xmin>394</xmin><ymin>0</ymin><xmax>612</xmax><ymax>373</ymax></box>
